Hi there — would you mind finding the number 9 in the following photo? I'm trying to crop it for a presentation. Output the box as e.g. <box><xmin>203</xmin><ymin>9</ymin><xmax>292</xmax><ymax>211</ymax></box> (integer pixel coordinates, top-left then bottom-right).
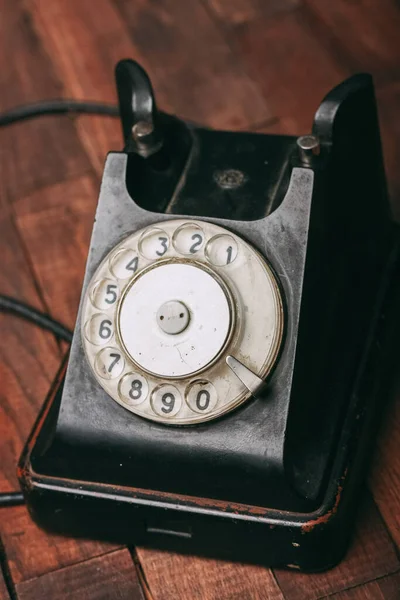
<box><xmin>161</xmin><ymin>392</ymin><xmax>175</xmax><ymax>414</ymax></box>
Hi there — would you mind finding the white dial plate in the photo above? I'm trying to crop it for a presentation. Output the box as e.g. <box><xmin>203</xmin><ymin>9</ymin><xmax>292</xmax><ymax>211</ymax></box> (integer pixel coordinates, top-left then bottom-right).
<box><xmin>119</xmin><ymin>262</ymin><xmax>233</xmax><ymax>377</ymax></box>
<box><xmin>82</xmin><ymin>219</ymin><xmax>284</xmax><ymax>425</ymax></box>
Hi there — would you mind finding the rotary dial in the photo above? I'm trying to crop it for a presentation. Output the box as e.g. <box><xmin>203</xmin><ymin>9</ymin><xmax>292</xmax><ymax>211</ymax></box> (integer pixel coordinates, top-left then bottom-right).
<box><xmin>81</xmin><ymin>219</ymin><xmax>284</xmax><ymax>425</ymax></box>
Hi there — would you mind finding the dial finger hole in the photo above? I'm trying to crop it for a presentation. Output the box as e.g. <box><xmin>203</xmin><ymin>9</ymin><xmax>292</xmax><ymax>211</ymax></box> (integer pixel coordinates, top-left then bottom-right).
<box><xmin>151</xmin><ymin>384</ymin><xmax>182</xmax><ymax>417</ymax></box>
<box><xmin>186</xmin><ymin>380</ymin><xmax>218</xmax><ymax>414</ymax></box>
<box><xmin>91</xmin><ymin>279</ymin><xmax>119</xmax><ymax>310</ymax></box>
<box><xmin>172</xmin><ymin>223</ymin><xmax>205</xmax><ymax>256</ymax></box>
<box><xmin>85</xmin><ymin>314</ymin><xmax>114</xmax><ymax>345</ymax></box>
<box><xmin>110</xmin><ymin>248</ymin><xmax>139</xmax><ymax>279</ymax></box>
<box><xmin>205</xmin><ymin>235</ymin><xmax>238</xmax><ymax>266</ymax></box>
<box><xmin>95</xmin><ymin>347</ymin><xmax>125</xmax><ymax>380</ymax></box>
<box><xmin>119</xmin><ymin>373</ymin><xmax>149</xmax><ymax>406</ymax></box>
<box><xmin>139</xmin><ymin>227</ymin><xmax>170</xmax><ymax>260</ymax></box>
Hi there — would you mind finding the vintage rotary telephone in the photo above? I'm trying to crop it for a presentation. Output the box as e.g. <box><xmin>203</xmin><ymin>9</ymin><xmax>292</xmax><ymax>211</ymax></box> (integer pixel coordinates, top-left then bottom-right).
<box><xmin>19</xmin><ymin>59</ymin><xmax>400</xmax><ymax>571</ymax></box>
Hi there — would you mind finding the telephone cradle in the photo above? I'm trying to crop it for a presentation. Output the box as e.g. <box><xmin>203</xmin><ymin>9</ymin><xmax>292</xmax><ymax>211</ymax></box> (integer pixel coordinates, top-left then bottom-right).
<box><xmin>18</xmin><ymin>59</ymin><xmax>400</xmax><ymax>572</ymax></box>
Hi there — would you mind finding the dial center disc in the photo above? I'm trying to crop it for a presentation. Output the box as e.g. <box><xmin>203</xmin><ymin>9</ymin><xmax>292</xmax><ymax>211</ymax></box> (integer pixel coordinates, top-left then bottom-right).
<box><xmin>156</xmin><ymin>300</ymin><xmax>190</xmax><ymax>334</ymax></box>
<box><xmin>118</xmin><ymin>262</ymin><xmax>233</xmax><ymax>378</ymax></box>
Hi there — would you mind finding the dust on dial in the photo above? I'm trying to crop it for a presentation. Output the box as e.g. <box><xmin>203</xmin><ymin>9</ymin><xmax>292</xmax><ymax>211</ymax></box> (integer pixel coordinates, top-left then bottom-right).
<box><xmin>82</xmin><ymin>219</ymin><xmax>284</xmax><ymax>424</ymax></box>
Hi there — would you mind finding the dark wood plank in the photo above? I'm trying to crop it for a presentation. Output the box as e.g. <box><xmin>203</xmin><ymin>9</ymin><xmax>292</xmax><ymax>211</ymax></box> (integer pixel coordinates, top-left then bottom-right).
<box><xmin>376</xmin><ymin>82</ymin><xmax>400</xmax><ymax>219</ymax></box>
<box><xmin>206</xmin><ymin>0</ymin><xmax>299</xmax><ymax>26</ymax></box>
<box><xmin>15</xmin><ymin>549</ymin><xmax>145</xmax><ymax>600</ymax></box>
<box><xmin>0</xmin><ymin>0</ymin><xmax>91</xmax><ymax>202</ymax></box>
<box><xmin>13</xmin><ymin>175</ymin><xmax>99</xmax><ymax>328</ymax></box>
<box><xmin>0</xmin><ymin>210</ymin><xmax>60</xmax><ymax>494</ymax></box>
<box><xmin>304</xmin><ymin>0</ymin><xmax>400</xmax><ymax>84</ymax></box>
<box><xmin>136</xmin><ymin>548</ymin><xmax>284</xmax><ymax>600</ymax></box>
<box><xmin>0</xmin><ymin>175</ymin><xmax>120</xmax><ymax>585</ymax></box>
<box><xmin>1</xmin><ymin>507</ymin><xmax>116</xmax><ymax>586</ymax></box>
<box><xmin>328</xmin><ymin>572</ymin><xmax>400</xmax><ymax>600</ymax></box>
<box><xmin>1</xmin><ymin>0</ymin><xmax>399</xmax><ymax>597</ymax></box>
<box><xmin>26</xmin><ymin>0</ymin><xmax>134</xmax><ymax>174</ymax></box>
<box><xmin>230</xmin><ymin>7</ymin><xmax>348</xmax><ymax>135</ymax></box>
<box><xmin>114</xmin><ymin>0</ymin><xmax>272</xmax><ymax>130</ymax></box>
<box><xmin>274</xmin><ymin>495</ymin><xmax>399</xmax><ymax>600</ymax></box>
<box><xmin>370</xmin><ymin>388</ymin><xmax>400</xmax><ymax>549</ymax></box>
<box><xmin>0</xmin><ymin>0</ymin><xmax>119</xmax><ymax>581</ymax></box>
<box><xmin>0</xmin><ymin>175</ymin><xmax>108</xmax><ymax>592</ymax></box>
<box><xmin>0</xmin><ymin>570</ymin><xmax>10</xmax><ymax>600</ymax></box>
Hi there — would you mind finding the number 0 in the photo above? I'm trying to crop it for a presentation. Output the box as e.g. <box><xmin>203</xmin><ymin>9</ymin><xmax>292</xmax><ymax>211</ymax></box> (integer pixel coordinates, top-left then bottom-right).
<box><xmin>196</xmin><ymin>390</ymin><xmax>210</xmax><ymax>411</ymax></box>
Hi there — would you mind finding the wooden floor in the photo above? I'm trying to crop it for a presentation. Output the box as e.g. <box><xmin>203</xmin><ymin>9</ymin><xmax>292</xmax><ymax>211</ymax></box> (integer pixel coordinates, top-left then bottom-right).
<box><xmin>0</xmin><ymin>0</ymin><xmax>399</xmax><ymax>598</ymax></box>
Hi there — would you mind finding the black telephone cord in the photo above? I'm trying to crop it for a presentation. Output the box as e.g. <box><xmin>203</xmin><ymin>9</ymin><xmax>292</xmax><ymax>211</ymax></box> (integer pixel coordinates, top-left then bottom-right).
<box><xmin>0</xmin><ymin>99</ymin><xmax>119</xmax><ymax>507</ymax></box>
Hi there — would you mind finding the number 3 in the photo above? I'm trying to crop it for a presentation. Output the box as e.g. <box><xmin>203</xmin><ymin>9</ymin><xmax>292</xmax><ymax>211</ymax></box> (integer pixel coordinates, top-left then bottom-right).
<box><xmin>156</xmin><ymin>237</ymin><xmax>168</xmax><ymax>256</ymax></box>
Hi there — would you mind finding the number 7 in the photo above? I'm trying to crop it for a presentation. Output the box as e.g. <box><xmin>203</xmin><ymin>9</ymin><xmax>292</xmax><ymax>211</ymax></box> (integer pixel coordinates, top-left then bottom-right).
<box><xmin>108</xmin><ymin>353</ymin><xmax>120</xmax><ymax>372</ymax></box>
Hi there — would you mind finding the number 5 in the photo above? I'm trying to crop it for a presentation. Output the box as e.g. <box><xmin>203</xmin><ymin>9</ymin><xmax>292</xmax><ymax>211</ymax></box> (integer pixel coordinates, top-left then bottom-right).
<box><xmin>105</xmin><ymin>284</ymin><xmax>118</xmax><ymax>304</ymax></box>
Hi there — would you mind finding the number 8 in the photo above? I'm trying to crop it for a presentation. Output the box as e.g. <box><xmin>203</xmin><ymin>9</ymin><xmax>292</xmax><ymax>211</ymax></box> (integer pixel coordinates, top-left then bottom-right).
<box><xmin>129</xmin><ymin>379</ymin><xmax>142</xmax><ymax>400</ymax></box>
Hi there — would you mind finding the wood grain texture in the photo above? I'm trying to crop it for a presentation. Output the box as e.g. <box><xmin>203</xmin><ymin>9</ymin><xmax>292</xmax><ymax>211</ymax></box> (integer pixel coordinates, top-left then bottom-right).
<box><xmin>230</xmin><ymin>8</ymin><xmax>348</xmax><ymax>134</ymax></box>
<box><xmin>136</xmin><ymin>548</ymin><xmax>284</xmax><ymax>600</ymax></box>
<box><xmin>206</xmin><ymin>0</ymin><xmax>300</xmax><ymax>26</ymax></box>
<box><xmin>26</xmin><ymin>0</ymin><xmax>133</xmax><ymax>174</ymax></box>
<box><xmin>0</xmin><ymin>570</ymin><xmax>10</xmax><ymax>600</ymax></box>
<box><xmin>376</xmin><ymin>82</ymin><xmax>400</xmax><ymax>218</ymax></box>
<box><xmin>328</xmin><ymin>572</ymin><xmax>400</xmax><ymax>600</ymax></box>
<box><xmin>0</xmin><ymin>0</ymin><xmax>91</xmax><ymax>202</ymax></box>
<box><xmin>370</xmin><ymin>387</ymin><xmax>400</xmax><ymax>548</ymax></box>
<box><xmin>15</xmin><ymin>549</ymin><xmax>145</xmax><ymax>600</ymax></box>
<box><xmin>114</xmin><ymin>0</ymin><xmax>272</xmax><ymax>130</ymax></box>
<box><xmin>1</xmin><ymin>0</ymin><xmax>400</xmax><ymax>598</ymax></box>
<box><xmin>273</xmin><ymin>496</ymin><xmax>399</xmax><ymax>600</ymax></box>
<box><xmin>304</xmin><ymin>0</ymin><xmax>400</xmax><ymax>83</ymax></box>
<box><xmin>0</xmin><ymin>210</ymin><xmax>60</xmax><ymax>493</ymax></box>
<box><xmin>14</xmin><ymin>175</ymin><xmax>99</xmax><ymax>328</ymax></box>
<box><xmin>1</xmin><ymin>507</ymin><xmax>116</xmax><ymax>585</ymax></box>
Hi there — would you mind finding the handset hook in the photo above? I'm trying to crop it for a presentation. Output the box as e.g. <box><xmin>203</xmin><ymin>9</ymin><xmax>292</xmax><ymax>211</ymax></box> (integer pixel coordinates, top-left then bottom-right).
<box><xmin>115</xmin><ymin>59</ymin><xmax>163</xmax><ymax>157</ymax></box>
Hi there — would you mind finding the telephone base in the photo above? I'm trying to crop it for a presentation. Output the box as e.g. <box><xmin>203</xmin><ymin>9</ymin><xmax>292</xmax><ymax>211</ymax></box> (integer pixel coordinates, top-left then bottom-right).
<box><xmin>18</xmin><ymin>235</ymin><xmax>400</xmax><ymax>572</ymax></box>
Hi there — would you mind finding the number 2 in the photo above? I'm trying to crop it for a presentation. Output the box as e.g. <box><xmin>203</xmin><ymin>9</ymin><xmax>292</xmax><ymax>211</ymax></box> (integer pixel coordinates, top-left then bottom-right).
<box><xmin>189</xmin><ymin>233</ymin><xmax>203</xmax><ymax>254</ymax></box>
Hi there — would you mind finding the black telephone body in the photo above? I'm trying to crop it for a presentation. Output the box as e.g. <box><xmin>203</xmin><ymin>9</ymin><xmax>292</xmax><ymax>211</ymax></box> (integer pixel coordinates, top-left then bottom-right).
<box><xmin>19</xmin><ymin>60</ymin><xmax>400</xmax><ymax>571</ymax></box>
